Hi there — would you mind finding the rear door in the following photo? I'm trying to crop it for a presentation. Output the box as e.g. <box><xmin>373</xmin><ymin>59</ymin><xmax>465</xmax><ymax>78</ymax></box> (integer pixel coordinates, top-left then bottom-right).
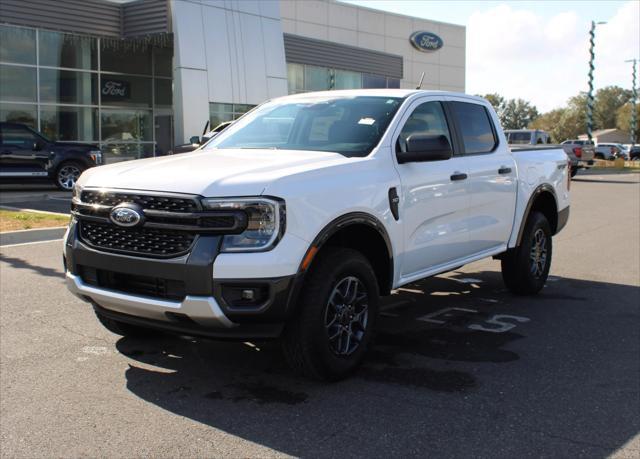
<box><xmin>0</xmin><ymin>124</ymin><xmax>49</xmax><ymax>176</ymax></box>
<box><xmin>392</xmin><ymin>96</ymin><xmax>471</xmax><ymax>279</ymax></box>
<box><xmin>445</xmin><ymin>98</ymin><xmax>517</xmax><ymax>255</ymax></box>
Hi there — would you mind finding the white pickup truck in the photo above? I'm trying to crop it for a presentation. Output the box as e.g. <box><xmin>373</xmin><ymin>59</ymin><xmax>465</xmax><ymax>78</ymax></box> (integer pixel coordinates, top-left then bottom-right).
<box><xmin>64</xmin><ymin>90</ymin><xmax>570</xmax><ymax>380</ymax></box>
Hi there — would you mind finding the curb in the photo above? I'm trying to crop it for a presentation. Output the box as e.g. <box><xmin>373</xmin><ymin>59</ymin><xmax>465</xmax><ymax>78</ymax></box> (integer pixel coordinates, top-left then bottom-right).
<box><xmin>0</xmin><ymin>227</ymin><xmax>67</xmax><ymax>247</ymax></box>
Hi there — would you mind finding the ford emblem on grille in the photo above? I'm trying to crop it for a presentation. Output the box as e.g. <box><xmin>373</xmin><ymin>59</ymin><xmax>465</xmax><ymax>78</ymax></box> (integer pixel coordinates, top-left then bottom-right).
<box><xmin>109</xmin><ymin>204</ymin><xmax>143</xmax><ymax>228</ymax></box>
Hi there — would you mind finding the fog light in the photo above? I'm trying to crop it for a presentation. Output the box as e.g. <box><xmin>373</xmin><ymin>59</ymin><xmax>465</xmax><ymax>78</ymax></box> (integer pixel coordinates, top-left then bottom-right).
<box><xmin>241</xmin><ymin>289</ymin><xmax>255</xmax><ymax>301</ymax></box>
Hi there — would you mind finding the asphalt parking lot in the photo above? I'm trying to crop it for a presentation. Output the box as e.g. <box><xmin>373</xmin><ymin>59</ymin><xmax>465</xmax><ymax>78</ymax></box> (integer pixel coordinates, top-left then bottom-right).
<box><xmin>1</xmin><ymin>172</ymin><xmax>638</xmax><ymax>458</ymax></box>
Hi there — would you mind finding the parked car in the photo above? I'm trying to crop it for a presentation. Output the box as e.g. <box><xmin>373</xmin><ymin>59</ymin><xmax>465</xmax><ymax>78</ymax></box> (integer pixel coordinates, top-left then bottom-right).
<box><xmin>0</xmin><ymin>122</ymin><xmax>102</xmax><ymax>190</ymax></box>
<box><xmin>504</xmin><ymin>129</ymin><xmax>551</xmax><ymax>145</ymax></box>
<box><xmin>629</xmin><ymin>145</ymin><xmax>640</xmax><ymax>160</ymax></box>
<box><xmin>64</xmin><ymin>90</ymin><xmax>570</xmax><ymax>381</ymax></box>
<box><xmin>170</xmin><ymin>121</ymin><xmax>233</xmax><ymax>154</ymax></box>
<box><xmin>560</xmin><ymin>139</ymin><xmax>596</xmax><ymax>177</ymax></box>
<box><xmin>595</xmin><ymin>143</ymin><xmax>626</xmax><ymax>160</ymax></box>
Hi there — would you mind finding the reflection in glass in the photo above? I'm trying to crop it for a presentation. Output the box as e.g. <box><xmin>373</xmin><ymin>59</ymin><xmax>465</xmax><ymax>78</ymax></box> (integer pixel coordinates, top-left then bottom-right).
<box><xmin>0</xmin><ymin>65</ymin><xmax>36</xmax><ymax>102</ymax></box>
<box><xmin>334</xmin><ymin>69</ymin><xmax>362</xmax><ymax>89</ymax></box>
<box><xmin>101</xmin><ymin>109</ymin><xmax>152</xmax><ymax>142</ymax></box>
<box><xmin>362</xmin><ymin>73</ymin><xmax>387</xmax><ymax>89</ymax></box>
<box><xmin>154</xmin><ymin>47</ymin><xmax>172</xmax><ymax>77</ymax></box>
<box><xmin>40</xmin><ymin>106</ymin><xmax>98</xmax><ymax>141</ymax></box>
<box><xmin>0</xmin><ymin>103</ymin><xmax>37</xmax><ymax>128</ymax></box>
<box><xmin>39</xmin><ymin>30</ymin><xmax>97</xmax><ymax>70</ymax></box>
<box><xmin>154</xmin><ymin>79</ymin><xmax>172</xmax><ymax>108</ymax></box>
<box><xmin>304</xmin><ymin>65</ymin><xmax>329</xmax><ymax>91</ymax></box>
<box><xmin>0</xmin><ymin>25</ymin><xmax>36</xmax><ymax>64</ymax></box>
<box><xmin>100</xmin><ymin>40</ymin><xmax>151</xmax><ymax>75</ymax></box>
<box><xmin>39</xmin><ymin>69</ymin><xmax>98</xmax><ymax>105</ymax></box>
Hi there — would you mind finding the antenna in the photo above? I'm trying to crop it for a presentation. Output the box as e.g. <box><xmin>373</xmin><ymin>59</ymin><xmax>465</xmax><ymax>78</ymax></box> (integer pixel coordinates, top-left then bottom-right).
<box><xmin>416</xmin><ymin>72</ymin><xmax>425</xmax><ymax>90</ymax></box>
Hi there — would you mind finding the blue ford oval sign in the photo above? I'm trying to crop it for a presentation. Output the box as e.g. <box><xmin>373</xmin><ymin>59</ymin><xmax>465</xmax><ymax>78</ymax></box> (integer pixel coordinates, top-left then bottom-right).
<box><xmin>110</xmin><ymin>204</ymin><xmax>143</xmax><ymax>228</ymax></box>
<box><xmin>410</xmin><ymin>31</ymin><xmax>443</xmax><ymax>52</ymax></box>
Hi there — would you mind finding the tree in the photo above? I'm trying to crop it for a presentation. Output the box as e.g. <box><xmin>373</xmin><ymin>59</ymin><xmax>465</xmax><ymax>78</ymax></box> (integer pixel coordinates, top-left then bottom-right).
<box><xmin>529</xmin><ymin>108</ymin><xmax>566</xmax><ymax>142</ymax></box>
<box><xmin>500</xmin><ymin>99</ymin><xmax>539</xmax><ymax>130</ymax></box>
<box><xmin>482</xmin><ymin>93</ymin><xmax>505</xmax><ymax>115</ymax></box>
<box><xmin>616</xmin><ymin>103</ymin><xmax>640</xmax><ymax>142</ymax></box>
<box><xmin>594</xmin><ymin>86</ymin><xmax>633</xmax><ymax>129</ymax></box>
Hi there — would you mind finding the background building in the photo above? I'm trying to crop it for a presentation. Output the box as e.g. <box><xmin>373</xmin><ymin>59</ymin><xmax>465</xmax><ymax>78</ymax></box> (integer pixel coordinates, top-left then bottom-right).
<box><xmin>0</xmin><ymin>0</ymin><xmax>466</xmax><ymax>163</ymax></box>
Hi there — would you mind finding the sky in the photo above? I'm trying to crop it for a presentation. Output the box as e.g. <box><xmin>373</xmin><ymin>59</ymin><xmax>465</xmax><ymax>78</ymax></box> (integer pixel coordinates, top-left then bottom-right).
<box><xmin>344</xmin><ymin>0</ymin><xmax>640</xmax><ymax>113</ymax></box>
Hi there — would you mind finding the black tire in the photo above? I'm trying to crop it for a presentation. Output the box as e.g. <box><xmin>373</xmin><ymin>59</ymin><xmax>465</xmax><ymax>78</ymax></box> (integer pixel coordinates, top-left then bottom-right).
<box><xmin>282</xmin><ymin>248</ymin><xmax>379</xmax><ymax>381</ymax></box>
<box><xmin>94</xmin><ymin>310</ymin><xmax>154</xmax><ymax>338</ymax></box>
<box><xmin>55</xmin><ymin>161</ymin><xmax>85</xmax><ymax>191</ymax></box>
<box><xmin>594</xmin><ymin>153</ymin><xmax>605</xmax><ymax>160</ymax></box>
<box><xmin>501</xmin><ymin>211</ymin><xmax>552</xmax><ymax>295</ymax></box>
<box><xmin>570</xmin><ymin>167</ymin><xmax>578</xmax><ymax>178</ymax></box>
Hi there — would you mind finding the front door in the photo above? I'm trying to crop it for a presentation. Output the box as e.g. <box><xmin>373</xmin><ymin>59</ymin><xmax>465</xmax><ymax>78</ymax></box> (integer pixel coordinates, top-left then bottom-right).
<box><xmin>393</xmin><ymin>98</ymin><xmax>471</xmax><ymax>280</ymax></box>
<box><xmin>0</xmin><ymin>124</ymin><xmax>49</xmax><ymax>177</ymax></box>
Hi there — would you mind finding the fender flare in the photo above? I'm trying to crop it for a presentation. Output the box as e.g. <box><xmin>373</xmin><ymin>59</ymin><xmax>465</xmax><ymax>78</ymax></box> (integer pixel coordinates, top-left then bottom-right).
<box><xmin>515</xmin><ymin>184</ymin><xmax>558</xmax><ymax>246</ymax></box>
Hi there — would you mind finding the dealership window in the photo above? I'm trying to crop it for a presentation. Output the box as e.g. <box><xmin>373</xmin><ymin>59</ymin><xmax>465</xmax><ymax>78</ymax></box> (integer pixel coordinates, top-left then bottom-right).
<box><xmin>0</xmin><ymin>25</ymin><xmax>36</xmax><ymax>65</ymax></box>
<box><xmin>40</xmin><ymin>106</ymin><xmax>98</xmax><ymax>142</ymax></box>
<box><xmin>39</xmin><ymin>69</ymin><xmax>98</xmax><ymax>105</ymax></box>
<box><xmin>0</xmin><ymin>103</ymin><xmax>37</xmax><ymax>128</ymax></box>
<box><xmin>0</xmin><ymin>24</ymin><xmax>173</xmax><ymax>162</ymax></box>
<box><xmin>209</xmin><ymin>103</ymin><xmax>255</xmax><ymax>129</ymax></box>
<box><xmin>0</xmin><ymin>65</ymin><xmax>37</xmax><ymax>102</ymax></box>
<box><xmin>286</xmin><ymin>63</ymin><xmax>399</xmax><ymax>94</ymax></box>
<box><xmin>38</xmin><ymin>30</ymin><xmax>97</xmax><ymax>70</ymax></box>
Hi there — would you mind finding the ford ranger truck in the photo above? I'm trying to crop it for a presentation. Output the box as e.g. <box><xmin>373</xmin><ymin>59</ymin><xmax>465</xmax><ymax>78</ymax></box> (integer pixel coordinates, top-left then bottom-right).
<box><xmin>64</xmin><ymin>90</ymin><xmax>570</xmax><ymax>381</ymax></box>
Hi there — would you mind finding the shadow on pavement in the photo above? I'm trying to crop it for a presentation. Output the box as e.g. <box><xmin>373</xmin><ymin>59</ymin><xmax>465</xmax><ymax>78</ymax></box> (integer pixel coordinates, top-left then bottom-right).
<box><xmin>115</xmin><ymin>271</ymin><xmax>640</xmax><ymax>456</ymax></box>
<box><xmin>0</xmin><ymin>253</ymin><xmax>65</xmax><ymax>279</ymax></box>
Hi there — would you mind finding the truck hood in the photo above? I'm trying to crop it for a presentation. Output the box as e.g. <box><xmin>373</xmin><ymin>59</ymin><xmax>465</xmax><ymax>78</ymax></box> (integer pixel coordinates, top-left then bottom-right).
<box><xmin>78</xmin><ymin>148</ymin><xmax>352</xmax><ymax>196</ymax></box>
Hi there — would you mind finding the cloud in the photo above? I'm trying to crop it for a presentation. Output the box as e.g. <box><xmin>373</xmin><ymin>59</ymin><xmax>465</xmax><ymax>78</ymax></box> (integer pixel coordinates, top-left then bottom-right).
<box><xmin>466</xmin><ymin>1</ymin><xmax>639</xmax><ymax>112</ymax></box>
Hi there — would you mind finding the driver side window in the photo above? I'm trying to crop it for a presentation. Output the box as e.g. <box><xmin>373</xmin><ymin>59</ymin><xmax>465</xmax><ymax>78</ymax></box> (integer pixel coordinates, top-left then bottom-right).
<box><xmin>1</xmin><ymin>126</ymin><xmax>37</xmax><ymax>150</ymax></box>
<box><xmin>397</xmin><ymin>101</ymin><xmax>451</xmax><ymax>153</ymax></box>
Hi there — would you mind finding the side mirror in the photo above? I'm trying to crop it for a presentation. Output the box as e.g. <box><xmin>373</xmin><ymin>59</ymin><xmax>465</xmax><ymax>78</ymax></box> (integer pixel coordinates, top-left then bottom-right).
<box><xmin>32</xmin><ymin>140</ymin><xmax>44</xmax><ymax>151</ymax></box>
<box><xmin>397</xmin><ymin>134</ymin><xmax>453</xmax><ymax>164</ymax></box>
<box><xmin>189</xmin><ymin>136</ymin><xmax>201</xmax><ymax>145</ymax></box>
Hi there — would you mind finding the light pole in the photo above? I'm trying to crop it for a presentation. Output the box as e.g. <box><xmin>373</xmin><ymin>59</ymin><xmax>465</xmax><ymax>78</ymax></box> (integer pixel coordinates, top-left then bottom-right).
<box><xmin>586</xmin><ymin>20</ymin><xmax>607</xmax><ymax>143</ymax></box>
<box><xmin>625</xmin><ymin>59</ymin><xmax>638</xmax><ymax>146</ymax></box>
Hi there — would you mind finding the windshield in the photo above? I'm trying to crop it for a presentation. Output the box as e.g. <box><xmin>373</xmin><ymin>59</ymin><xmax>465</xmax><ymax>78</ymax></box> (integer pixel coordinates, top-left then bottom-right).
<box><xmin>205</xmin><ymin>96</ymin><xmax>403</xmax><ymax>157</ymax></box>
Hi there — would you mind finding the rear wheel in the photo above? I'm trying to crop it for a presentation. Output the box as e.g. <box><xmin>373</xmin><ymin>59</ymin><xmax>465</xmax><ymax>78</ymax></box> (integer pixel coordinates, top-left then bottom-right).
<box><xmin>94</xmin><ymin>310</ymin><xmax>154</xmax><ymax>338</ymax></box>
<box><xmin>282</xmin><ymin>248</ymin><xmax>379</xmax><ymax>381</ymax></box>
<box><xmin>501</xmin><ymin>211</ymin><xmax>552</xmax><ymax>295</ymax></box>
<box><xmin>55</xmin><ymin>161</ymin><xmax>85</xmax><ymax>191</ymax></box>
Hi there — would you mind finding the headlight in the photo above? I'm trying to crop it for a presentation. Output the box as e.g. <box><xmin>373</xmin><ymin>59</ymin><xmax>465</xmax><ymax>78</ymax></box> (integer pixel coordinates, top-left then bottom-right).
<box><xmin>89</xmin><ymin>150</ymin><xmax>102</xmax><ymax>164</ymax></box>
<box><xmin>201</xmin><ymin>197</ymin><xmax>285</xmax><ymax>252</ymax></box>
<box><xmin>72</xmin><ymin>184</ymin><xmax>83</xmax><ymax>201</ymax></box>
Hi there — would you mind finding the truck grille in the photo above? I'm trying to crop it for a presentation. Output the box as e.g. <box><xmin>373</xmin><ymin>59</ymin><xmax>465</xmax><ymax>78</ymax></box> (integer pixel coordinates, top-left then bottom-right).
<box><xmin>81</xmin><ymin>190</ymin><xmax>199</xmax><ymax>213</ymax></box>
<box><xmin>80</xmin><ymin>221</ymin><xmax>196</xmax><ymax>257</ymax></box>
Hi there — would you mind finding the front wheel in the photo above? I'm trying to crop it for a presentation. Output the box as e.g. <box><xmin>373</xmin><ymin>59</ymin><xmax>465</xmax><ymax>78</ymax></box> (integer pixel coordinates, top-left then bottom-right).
<box><xmin>282</xmin><ymin>248</ymin><xmax>379</xmax><ymax>381</ymax></box>
<box><xmin>501</xmin><ymin>211</ymin><xmax>552</xmax><ymax>295</ymax></box>
<box><xmin>55</xmin><ymin>161</ymin><xmax>85</xmax><ymax>191</ymax></box>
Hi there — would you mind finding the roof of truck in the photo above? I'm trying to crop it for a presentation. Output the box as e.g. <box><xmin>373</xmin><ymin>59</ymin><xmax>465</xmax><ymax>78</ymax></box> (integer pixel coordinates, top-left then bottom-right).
<box><xmin>277</xmin><ymin>89</ymin><xmax>485</xmax><ymax>103</ymax></box>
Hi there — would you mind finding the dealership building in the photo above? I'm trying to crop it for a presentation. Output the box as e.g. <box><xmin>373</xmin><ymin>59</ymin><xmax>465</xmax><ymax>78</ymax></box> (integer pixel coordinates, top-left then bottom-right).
<box><xmin>0</xmin><ymin>0</ymin><xmax>466</xmax><ymax>162</ymax></box>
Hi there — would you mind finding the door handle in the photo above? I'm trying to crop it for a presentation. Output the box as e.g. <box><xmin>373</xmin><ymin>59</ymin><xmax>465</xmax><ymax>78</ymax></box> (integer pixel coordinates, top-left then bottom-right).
<box><xmin>498</xmin><ymin>166</ymin><xmax>512</xmax><ymax>174</ymax></box>
<box><xmin>450</xmin><ymin>172</ymin><xmax>468</xmax><ymax>181</ymax></box>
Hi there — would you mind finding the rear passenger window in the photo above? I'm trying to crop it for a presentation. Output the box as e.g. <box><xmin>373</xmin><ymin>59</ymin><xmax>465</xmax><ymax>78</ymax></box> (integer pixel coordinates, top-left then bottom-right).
<box><xmin>397</xmin><ymin>101</ymin><xmax>452</xmax><ymax>153</ymax></box>
<box><xmin>450</xmin><ymin>102</ymin><xmax>497</xmax><ymax>154</ymax></box>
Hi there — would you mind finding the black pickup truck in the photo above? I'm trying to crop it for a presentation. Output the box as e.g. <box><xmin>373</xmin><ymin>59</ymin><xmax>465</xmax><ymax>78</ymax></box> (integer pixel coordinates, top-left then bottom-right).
<box><xmin>0</xmin><ymin>122</ymin><xmax>102</xmax><ymax>190</ymax></box>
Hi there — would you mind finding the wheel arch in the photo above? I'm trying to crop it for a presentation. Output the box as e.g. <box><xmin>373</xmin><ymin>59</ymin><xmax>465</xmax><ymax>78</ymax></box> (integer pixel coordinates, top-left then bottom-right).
<box><xmin>516</xmin><ymin>184</ymin><xmax>559</xmax><ymax>246</ymax></box>
<box><xmin>300</xmin><ymin>212</ymin><xmax>394</xmax><ymax>296</ymax></box>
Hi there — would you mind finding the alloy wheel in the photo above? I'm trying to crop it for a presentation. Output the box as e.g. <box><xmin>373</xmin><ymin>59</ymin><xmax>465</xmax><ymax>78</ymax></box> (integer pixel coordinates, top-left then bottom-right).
<box><xmin>57</xmin><ymin>165</ymin><xmax>81</xmax><ymax>191</ymax></box>
<box><xmin>324</xmin><ymin>276</ymin><xmax>369</xmax><ymax>356</ymax></box>
<box><xmin>529</xmin><ymin>228</ymin><xmax>548</xmax><ymax>278</ymax></box>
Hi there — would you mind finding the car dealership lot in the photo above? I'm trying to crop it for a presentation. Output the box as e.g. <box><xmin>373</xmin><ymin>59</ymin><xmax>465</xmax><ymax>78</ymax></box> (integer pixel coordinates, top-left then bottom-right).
<box><xmin>1</xmin><ymin>173</ymin><xmax>638</xmax><ymax>458</ymax></box>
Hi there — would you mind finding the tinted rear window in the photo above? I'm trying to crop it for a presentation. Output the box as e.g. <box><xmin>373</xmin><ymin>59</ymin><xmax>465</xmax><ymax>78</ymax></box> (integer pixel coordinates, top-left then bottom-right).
<box><xmin>450</xmin><ymin>102</ymin><xmax>497</xmax><ymax>154</ymax></box>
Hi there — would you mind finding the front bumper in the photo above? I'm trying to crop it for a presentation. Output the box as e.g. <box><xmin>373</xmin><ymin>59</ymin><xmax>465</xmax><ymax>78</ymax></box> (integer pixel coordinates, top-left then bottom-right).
<box><xmin>64</xmin><ymin>220</ymin><xmax>299</xmax><ymax>339</ymax></box>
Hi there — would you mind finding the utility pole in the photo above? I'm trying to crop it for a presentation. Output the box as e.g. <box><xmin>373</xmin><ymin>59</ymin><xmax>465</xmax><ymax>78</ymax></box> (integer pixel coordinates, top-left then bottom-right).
<box><xmin>586</xmin><ymin>20</ymin><xmax>606</xmax><ymax>142</ymax></box>
<box><xmin>625</xmin><ymin>59</ymin><xmax>638</xmax><ymax>146</ymax></box>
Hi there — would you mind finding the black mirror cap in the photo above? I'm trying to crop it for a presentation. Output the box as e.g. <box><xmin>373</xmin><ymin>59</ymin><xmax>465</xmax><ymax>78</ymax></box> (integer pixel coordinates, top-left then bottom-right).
<box><xmin>189</xmin><ymin>136</ymin><xmax>201</xmax><ymax>145</ymax></box>
<box><xmin>32</xmin><ymin>141</ymin><xmax>44</xmax><ymax>151</ymax></box>
<box><xmin>397</xmin><ymin>134</ymin><xmax>453</xmax><ymax>164</ymax></box>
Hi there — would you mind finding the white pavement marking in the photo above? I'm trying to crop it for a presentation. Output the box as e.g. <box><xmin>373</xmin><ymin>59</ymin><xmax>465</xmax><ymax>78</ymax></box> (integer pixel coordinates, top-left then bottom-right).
<box><xmin>0</xmin><ymin>238</ymin><xmax>63</xmax><ymax>248</ymax></box>
<box><xmin>468</xmin><ymin>315</ymin><xmax>530</xmax><ymax>333</ymax></box>
<box><xmin>417</xmin><ymin>307</ymin><xmax>478</xmax><ymax>324</ymax></box>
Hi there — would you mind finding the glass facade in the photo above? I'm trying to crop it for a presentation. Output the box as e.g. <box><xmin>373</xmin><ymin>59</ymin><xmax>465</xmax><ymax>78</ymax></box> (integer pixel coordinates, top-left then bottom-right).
<box><xmin>287</xmin><ymin>63</ymin><xmax>399</xmax><ymax>94</ymax></box>
<box><xmin>209</xmin><ymin>103</ymin><xmax>255</xmax><ymax>128</ymax></box>
<box><xmin>0</xmin><ymin>24</ymin><xmax>174</xmax><ymax>163</ymax></box>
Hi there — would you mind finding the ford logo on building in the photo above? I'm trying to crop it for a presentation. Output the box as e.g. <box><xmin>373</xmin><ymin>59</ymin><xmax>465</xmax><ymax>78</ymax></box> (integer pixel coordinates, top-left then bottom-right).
<box><xmin>410</xmin><ymin>31</ymin><xmax>443</xmax><ymax>52</ymax></box>
<box><xmin>109</xmin><ymin>204</ymin><xmax>143</xmax><ymax>228</ymax></box>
